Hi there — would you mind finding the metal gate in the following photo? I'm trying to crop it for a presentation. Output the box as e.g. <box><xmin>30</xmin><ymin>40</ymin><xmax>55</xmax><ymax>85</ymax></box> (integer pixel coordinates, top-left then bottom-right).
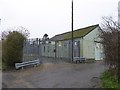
<box><xmin>54</xmin><ymin>40</ymin><xmax>81</xmax><ymax>60</ymax></box>
<box><xmin>22</xmin><ymin>38</ymin><xmax>40</xmax><ymax>62</ymax></box>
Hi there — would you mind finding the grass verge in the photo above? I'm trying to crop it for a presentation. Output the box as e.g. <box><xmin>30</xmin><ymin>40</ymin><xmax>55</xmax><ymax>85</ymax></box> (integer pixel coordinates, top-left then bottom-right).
<box><xmin>101</xmin><ymin>70</ymin><xmax>120</xmax><ymax>88</ymax></box>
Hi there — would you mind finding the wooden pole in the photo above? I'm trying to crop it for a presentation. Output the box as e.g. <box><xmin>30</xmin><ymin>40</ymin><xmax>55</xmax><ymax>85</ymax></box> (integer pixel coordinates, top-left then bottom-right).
<box><xmin>71</xmin><ymin>0</ymin><xmax>74</xmax><ymax>61</ymax></box>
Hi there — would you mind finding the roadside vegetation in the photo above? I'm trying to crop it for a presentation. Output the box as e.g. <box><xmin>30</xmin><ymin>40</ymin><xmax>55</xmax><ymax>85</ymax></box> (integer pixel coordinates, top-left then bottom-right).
<box><xmin>101</xmin><ymin>70</ymin><xmax>120</xmax><ymax>88</ymax></box>
<box><xmin>100</xmin><ymin>17</ymin><xmax>120</xmax><ymax>88</ymax></box>
<box><xmin>2</xmin><ymin>26</ymin><xmax>29</xmax><ymax>70</ymax></box>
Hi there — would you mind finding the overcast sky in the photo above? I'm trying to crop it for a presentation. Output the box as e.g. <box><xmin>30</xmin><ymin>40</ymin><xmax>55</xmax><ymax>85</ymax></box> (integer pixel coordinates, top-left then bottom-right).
<box><xmin>0</xmin><ymin>0</ymin><xmax>119</xmax><ymax>38</ymax></box>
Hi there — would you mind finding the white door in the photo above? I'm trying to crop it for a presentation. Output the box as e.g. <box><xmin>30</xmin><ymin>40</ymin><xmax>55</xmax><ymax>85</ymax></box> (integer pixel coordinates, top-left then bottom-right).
<box><xmin>95</xmin><ymin>43</ymin><xmax>103</xmax><ymax>60</ymax></box>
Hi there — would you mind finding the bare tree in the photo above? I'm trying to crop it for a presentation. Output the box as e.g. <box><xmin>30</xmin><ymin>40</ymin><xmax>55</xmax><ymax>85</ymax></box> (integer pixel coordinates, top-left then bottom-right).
<box><xmin>1</xmin><ymin>26</ymin><xmax>30</xmax><ymax>40</ymax></box>
<box><xmin>101</xmin><ymin>16</ymin><xmax>120</xmax><ymax>83</ymax></box>
<box><xmin>17</xmin><ymin>26</ymin><xmax>30</xmax><ymax>38</ymax></box>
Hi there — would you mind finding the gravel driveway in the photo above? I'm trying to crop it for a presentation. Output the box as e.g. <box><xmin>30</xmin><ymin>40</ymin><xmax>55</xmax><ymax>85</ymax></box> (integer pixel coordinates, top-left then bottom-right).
<box><xmin>2</xmin><ymin>60</ymin><xmax>106</xmax><ymax>88</ymax></box>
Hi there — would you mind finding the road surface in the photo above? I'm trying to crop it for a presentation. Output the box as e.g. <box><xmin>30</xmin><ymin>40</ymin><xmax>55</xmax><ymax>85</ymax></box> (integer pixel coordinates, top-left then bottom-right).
<box><xmin>2</xmin><ymin>61</ymin><xmax>106</xmax><ymax>88</ymax></box>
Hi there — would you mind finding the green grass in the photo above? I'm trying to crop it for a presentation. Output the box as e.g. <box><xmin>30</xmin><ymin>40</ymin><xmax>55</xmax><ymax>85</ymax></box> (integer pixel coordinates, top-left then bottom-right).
<box><xmin>101</xmin><ymin>70</ymin><xmax>120</xmax><ymax>88</ymax></box>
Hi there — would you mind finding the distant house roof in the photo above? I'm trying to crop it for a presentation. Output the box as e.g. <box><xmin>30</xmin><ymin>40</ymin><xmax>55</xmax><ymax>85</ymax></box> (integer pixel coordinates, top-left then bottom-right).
<box><xmin>50</xmin><ymin>24</ymin><xmax>99</xmax><ymax>41</ymax></box>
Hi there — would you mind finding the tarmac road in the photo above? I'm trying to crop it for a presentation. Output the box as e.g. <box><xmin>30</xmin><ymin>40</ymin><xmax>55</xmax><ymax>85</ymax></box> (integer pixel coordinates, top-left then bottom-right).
<box><xmin>2</xmin><ymin>61</ymin><xmax>106</xmax><ymax>88</ymax></box>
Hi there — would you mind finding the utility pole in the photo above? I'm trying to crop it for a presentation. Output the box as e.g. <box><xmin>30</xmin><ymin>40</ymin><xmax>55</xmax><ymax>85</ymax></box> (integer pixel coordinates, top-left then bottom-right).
<box><xmin>71</xmin><ymin>0</ymin><xmax>74</xmax><ymax>61</ymax></box>
<box><xmin>118</xmin><ymin>2</ymin><xmax>120</xmax><ymax>83</ymax></box>
<box><xmin>118</xmin><ymin>31</ymin><xmax>120</xmax><ymax>83</ymax></box>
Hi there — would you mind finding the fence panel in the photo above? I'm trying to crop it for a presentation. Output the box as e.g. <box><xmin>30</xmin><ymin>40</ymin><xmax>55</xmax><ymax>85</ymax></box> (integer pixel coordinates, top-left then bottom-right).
<box><xmin>22</xmin><ymin>38</ymin><xmax>40</xmax><ymax>62</ymax></box>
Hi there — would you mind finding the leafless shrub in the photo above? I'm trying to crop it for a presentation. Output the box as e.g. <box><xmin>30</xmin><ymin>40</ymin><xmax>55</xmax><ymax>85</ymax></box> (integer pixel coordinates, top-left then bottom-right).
<box><xmin>101</xmin><ymin>16</ymin><xmax>120</xmax><ymax>82</ymax></box>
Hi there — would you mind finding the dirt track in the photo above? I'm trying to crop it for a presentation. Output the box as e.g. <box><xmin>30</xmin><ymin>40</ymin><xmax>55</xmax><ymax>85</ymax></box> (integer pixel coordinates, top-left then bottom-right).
<box><xmin>2</xmin><ymin>61</ymin><xmax>106</xmax><ymax>88</ymax></box>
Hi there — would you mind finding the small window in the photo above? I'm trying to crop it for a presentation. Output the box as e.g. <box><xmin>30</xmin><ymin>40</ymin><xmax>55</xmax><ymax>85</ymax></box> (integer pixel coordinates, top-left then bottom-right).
<box><xmin>75</xmin><ymin>42</ymin><xmax>77</xmax><ymax>46</ymax></box>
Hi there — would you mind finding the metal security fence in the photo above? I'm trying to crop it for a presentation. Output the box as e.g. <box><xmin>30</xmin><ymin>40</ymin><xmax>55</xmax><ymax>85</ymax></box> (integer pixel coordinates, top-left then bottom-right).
<box><xmin>55</xmin><ymin>40</ymin><xmax>80</xmax><ymax>60</ymax></box>
<box><xmin>22</xmin><ymin>38</ymin><xmax>41</xmax><ymax>62</ymax></box>
<box><xmin>22</xmin><ymin>38</ymin><xmax>80</xmax><ymax>62</ymax></box>
<box><xmin>40</xmin><ymin>40</ymin><xmax>80</xmax><ymax>60</ymax></box>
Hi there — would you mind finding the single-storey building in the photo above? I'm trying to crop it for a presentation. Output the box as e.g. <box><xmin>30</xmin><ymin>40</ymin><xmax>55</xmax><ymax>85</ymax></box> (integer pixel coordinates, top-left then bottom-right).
<box><xmin>40</xmin><ymin>24</ymin><xmax>103</xmax><ymax>60</ymax></box>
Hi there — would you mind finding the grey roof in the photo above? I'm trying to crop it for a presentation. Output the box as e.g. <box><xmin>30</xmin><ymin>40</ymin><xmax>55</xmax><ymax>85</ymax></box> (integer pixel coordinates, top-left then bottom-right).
<box><xmin>50</xmin><ymin>34</ymin><xmax>64</xmax><ymax>41</ymax></box>
<box><xmin>50</xmin><ymin>24</ymin><xmax>99</xmax><ymax>41</ymax></box>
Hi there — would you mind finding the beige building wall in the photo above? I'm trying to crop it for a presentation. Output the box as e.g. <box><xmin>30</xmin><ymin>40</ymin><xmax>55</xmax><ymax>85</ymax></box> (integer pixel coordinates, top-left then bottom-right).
<box><xmin>82</xmin><ymin>27</ymin><xmax>102</xmax><ymax>60</ymax></box>
<box><xmin>41</xmin><ymin>26</ymin><xmax>103</xmax><ymax>60</ymax></box>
